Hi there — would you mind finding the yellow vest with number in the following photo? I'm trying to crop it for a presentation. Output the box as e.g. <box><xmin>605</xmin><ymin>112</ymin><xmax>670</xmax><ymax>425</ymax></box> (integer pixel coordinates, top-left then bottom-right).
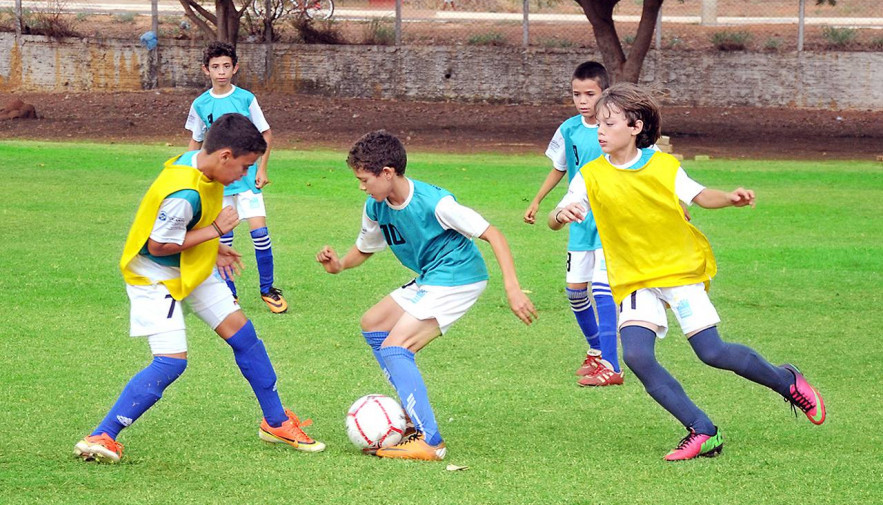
<box><xmin>120</xmin><ymin>156</ymin><xmax>223</xmax><ymax>300</ymax></box>
<box><xmin>581</xmin><ymin>151</ymin><xmax>717</xmax><ymax>305</ymax></box>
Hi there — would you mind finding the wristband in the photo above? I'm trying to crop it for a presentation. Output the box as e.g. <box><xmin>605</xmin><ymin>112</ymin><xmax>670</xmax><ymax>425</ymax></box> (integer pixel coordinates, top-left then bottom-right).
<box><xmin>554</xmin><ymin>210</ymin><xmax>564</xmax><ymax>224</ymax></box>
<box><xmin>211</xmin><ymin>222</ymin><xmax>223</xmax><ymax>237</ymax></box>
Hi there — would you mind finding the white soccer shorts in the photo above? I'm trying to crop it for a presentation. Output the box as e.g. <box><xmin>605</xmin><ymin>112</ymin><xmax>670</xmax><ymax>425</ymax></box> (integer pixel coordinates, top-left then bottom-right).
<box><xmin>223</xmin><ymin>190</ymin><xmax>266</xmax><ymax>220</ymax></box>
<box><xmin>390</xmin><ymin>280</ymin><xmax>488</xmax><ymax>334</ymax></box>
<box><xmin>565</xmin><ymin>249</ymin><xmax>609</xmax><ymax>285</ymax></box>
<box><xmin>127</xmin><ymin>270</ymin><xmax>240</xmax><ymax>354</ymax></box>
<box><xmin>618</xmin><ymin>283</ymin><xmax>720</xmax><ymax>338</ymax></box>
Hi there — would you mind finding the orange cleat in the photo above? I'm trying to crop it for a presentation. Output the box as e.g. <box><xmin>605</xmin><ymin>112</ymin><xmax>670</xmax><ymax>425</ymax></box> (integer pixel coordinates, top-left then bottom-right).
<box><xmin>74</xmin><ymin>433</ymin><xmax>124</xmax><ymax>463</ymax></box>
<box><xmin>261</xmin><ymin>287</ymin><xmax>288</xmax><ymax>314</ymax></box>
<box><xmin>259</xmin><ymin>409</ymin><xmax>325</xmax><ymax>452</ymax></box>
<box><xmin>375</xmin><ymin>433</ymin><xmax>446</xmax><ymax>461</ymax></box>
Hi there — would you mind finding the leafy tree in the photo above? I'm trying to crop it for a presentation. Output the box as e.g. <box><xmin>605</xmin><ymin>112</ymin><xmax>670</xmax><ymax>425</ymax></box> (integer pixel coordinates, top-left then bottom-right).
<box><xmin>574</xmin><ymin>0</ymin><xmax>837</xmax><ymax>84</ymax></box>
<box><xmin>178</xmin><ymin>0</ymin><xmax>254</xmax><ymax>45</ymax></box>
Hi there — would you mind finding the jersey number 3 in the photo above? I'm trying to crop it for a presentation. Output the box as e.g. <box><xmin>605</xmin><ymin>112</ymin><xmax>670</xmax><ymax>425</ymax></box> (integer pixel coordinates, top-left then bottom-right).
<box><xmin>380</xmin><ymin>224</ymin><xmax>406</xmax><ymax>245</ymax></box>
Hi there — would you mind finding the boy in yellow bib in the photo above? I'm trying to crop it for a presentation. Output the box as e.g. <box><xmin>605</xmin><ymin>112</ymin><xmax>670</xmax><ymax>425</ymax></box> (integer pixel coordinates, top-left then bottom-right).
<box><xmin>75</xmin><ymin>113</ymin><xmax>324</xmax><ymax>464</ymax></box>
<box><xmin>550</xmin><ymin>84</ymin><xmax>826</xmax><ymax>461</ymax></box>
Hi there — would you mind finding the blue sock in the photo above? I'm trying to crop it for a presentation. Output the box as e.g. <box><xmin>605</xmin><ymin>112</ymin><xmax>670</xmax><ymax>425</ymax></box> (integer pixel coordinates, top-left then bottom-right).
<box><xmin>251</xmin><ymin>227</ymin><xmax>275</xmax><ymax>294</ymax></box>
<box><xmin>621</xmin><ymin>326</ymin><xmax>716</xmax><ymax>435</ymax></box>
<box><xmin>225</xmin><ymin>320</ymin><xmax>287</xmax><ymax>427</ymax></box>
<box><xmin>362</xmin><ymin>331</ymin><xmax>394</xmax><ymax>387</ymax></box>
<box><xmin>567</xmin><ymin>287</ymin><xmax>600</xmax><ymax>350</ymax></box>
<box><xmin>379</xmin><ymin>346</ymin><xmax>443</xmax><ymax>446</ymax></box>
<box><xmin>592</xmin><ymin>283</ymin><xmax>620</xmax><ymax>372</ymax></box>
<box><xmin>689</xmin><ymin>326</ymin><xmax>793</xmax><ymax>398</ymax></box>
<box><xmin>220</xmin><ymin>231</ymin><xmax>237</xmax><ymax>297</ymax></box>
<box><xmin>91</xmin><ymin>356</ymin><xmax>187</xmax><ymax>439</ymax></box>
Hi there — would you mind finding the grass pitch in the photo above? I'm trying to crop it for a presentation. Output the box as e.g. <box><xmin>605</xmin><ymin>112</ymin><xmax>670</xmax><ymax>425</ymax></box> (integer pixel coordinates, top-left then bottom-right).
<box><xmin>0</xmin><ymin>141</ymin><xmax>880</xmax><ymax>504</ymax></box>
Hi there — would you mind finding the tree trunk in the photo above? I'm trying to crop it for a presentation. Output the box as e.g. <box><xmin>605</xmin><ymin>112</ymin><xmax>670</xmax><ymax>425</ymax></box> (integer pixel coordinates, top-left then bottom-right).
<box><xmin>215</xmin><ymin>0</ymin><xmax>242</xmax><ymax>45</ymax></box>
<box><xmin>575</xmin><ymin>0</ymin><xmax>664</xmax><ymax>83</ymax></box>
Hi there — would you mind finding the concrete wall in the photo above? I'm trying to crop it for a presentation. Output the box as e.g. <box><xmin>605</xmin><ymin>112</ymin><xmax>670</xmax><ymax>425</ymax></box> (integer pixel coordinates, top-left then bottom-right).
<box><xmin>1</xmin><ymin>33</ymin><xmax>881</xmax><ymax>109</ymax></box>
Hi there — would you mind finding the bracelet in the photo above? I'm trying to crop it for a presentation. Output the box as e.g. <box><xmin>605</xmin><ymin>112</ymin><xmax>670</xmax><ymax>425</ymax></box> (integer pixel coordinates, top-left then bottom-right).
<box><xmin>554</xmin><ymin>210</ymin><xmax>564</xmax><ymax>224</ymax></box>
<box><xmin>211</xmin><ymin>222</ymin><xmax>223</xmax><ymax>237</ymax></box>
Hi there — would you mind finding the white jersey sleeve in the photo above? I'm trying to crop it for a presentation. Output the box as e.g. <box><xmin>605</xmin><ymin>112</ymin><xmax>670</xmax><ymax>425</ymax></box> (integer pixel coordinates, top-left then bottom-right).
<box><xmin>150</xmin><ymin>198</ymin><xmax>195</xmax><ymax>246</ymax></box>
<box><xmin>675</xmin><ymin>167</ymin><xmax>706</xmax><ymax>205</ymax></box>
<box><xmin>434</xmin><ymin>196</ymin><xmax>490</xmax><ymax>239</ymax></box>
<box><xmin>355</xmin><ymin>203</ymin><xmax>387</xmax><ymax>253</ymax></box>
<box><xmin>185</xmin><ymin>103</ymin><xmax>208</xmax><ymax>142</ymax></box>
<box><xmin>544</xmin><ymin>127</ymin><xmax>568</xmax><ymax>172</ymax></box>
<box><xmin>248</xmin><ymin>98</ymin><xmax>271</xmax><ymax>133</ymax></box>
<box><xmin>556</xmin><ymin>172</ymin><xmax>590</xmax><ymax>218</ymax></box>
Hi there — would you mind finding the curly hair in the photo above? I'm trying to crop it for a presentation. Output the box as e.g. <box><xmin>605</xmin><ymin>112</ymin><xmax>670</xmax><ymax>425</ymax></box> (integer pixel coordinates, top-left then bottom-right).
<box><xmin>596</xmin><ymin>83</ymin><xmax>661</xmax><ymax>149</ymax></box>
<box><xmin>346</xmin><ymin>130</ymin><xmax>407</xmax><ymax>176</ymax></box>
<box><xmin>203</xmin><ymin>41</ymin><xmax>237</xmax><ymax>68</ymax></box>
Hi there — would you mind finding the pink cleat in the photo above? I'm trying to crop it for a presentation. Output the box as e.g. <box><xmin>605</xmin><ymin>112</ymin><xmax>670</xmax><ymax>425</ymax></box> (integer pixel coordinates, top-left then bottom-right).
<box><xmin>782</xmin><ymin>364</ymin><xmax>826</xmax><ymax>425</ymax></box>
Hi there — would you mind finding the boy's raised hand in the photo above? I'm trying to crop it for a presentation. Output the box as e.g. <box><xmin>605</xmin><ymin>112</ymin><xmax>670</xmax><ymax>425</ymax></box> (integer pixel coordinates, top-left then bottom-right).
<box><xmin>316</xmin><ymin>245</ymin><xmax>343</xmax><ymax>274</ymax></box>
<box><xmin>507</xmin><ymin>288</ymin><xmax>538</xmax><ymax>325</ymax></box>
<box><xmin>214</xmin><ymin>205</ymin><xmax>240</xmax><ymax>235</ymax></box>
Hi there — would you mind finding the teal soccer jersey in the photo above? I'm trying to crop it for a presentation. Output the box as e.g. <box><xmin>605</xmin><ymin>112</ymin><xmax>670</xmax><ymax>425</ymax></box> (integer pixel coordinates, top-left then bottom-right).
<box><xmin>545</xmin><ymin>115</ymin><xmax>603</xmax><ymax>251</ymax></box>
<box><xmin>361</xmin><ymin>180</ymin><xmax>489</xmax><ymax>286</ymax></box>
<box><xmin>185</xmin><ymin>86</ymin><xmax>270</xmax><ymax>196</ymax></box>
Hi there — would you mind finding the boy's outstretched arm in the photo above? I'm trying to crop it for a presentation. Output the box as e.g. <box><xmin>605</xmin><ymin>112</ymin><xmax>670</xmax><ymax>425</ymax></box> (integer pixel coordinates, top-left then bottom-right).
<box><xmin>524</xmin><ymin>169</ymin><xmax>566</xmax><ymax>225</ymax></box>
<box><xmin>479</xmin><ymin>225</ymin><xmax>538</xmax><ymax>325</ymax></box>
<box><xmin>316</xmin><ymin>245</ymin><xmax>373</xmax><ymax>274</ymax></box>
<box><xmin>693</xmin><ymin>187</ymin><xmax>755</xmax><ymax>209</ymax></box>
<box><xmin>547</xmin><ymin>202</ymin><xmax>586</xmax><ymax>231</ymax></box>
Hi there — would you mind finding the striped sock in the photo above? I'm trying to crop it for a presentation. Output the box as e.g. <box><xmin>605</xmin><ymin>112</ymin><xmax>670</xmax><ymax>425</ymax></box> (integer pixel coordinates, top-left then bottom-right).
<box><xmin>567</xmin><ymin>287</ymin><xmax>600</xmax><ymax>350</ymax></box>
<box><xmin>251</xmin><ymin>227</ymin><xmax>275</xmax><ymax>294</ymax></box>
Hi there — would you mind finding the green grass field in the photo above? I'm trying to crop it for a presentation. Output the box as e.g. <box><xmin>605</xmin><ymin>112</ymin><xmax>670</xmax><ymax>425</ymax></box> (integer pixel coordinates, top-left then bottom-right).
<box><xmin>0</xmin><ymin>141</ymin><xmax>881</xmax><ymax>504</ymax></box>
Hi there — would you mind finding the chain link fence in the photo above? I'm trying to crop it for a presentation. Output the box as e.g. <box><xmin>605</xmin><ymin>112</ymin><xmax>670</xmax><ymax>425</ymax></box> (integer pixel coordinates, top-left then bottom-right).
<box><xmin>1</xmin><ymin>0</ymin><xmax>881</xmax><ymax>51</ymax></box>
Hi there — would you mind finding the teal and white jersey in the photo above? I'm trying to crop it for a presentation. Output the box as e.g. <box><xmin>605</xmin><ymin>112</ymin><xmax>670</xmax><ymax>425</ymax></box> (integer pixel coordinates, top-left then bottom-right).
<box><xmin>130</xmin><ymin>150</ymin><xmax>202</xmax><ymax>281</ymax></box>
<box><xmin>545</xmin><ymin>115</ymin><xmax>603</xmax><ymax>252</ymax></box>
<box><xmin>357</xmin><ymin>179</ymin><xmax>489</xmax><ymax>286</ymax></box>
<box><xmin>184</xmin><ymin>85</ymin><xmax>270</xmax><ymax>196</ymax></box>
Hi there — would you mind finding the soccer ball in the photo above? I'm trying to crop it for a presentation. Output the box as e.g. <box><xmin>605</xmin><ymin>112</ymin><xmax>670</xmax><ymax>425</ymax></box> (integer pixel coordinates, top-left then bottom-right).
<box><xmin>345</xmin><ymin>394</ymin><xmax>407</xmax><ymax>450</ymax></box>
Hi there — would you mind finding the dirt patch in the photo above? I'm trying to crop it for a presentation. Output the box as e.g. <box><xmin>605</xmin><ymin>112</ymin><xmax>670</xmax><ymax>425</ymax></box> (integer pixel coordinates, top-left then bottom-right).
<box><xmin>0</xmin><ymin>89</ymin><xmax>880</xmax><ymax>160</ymax></box>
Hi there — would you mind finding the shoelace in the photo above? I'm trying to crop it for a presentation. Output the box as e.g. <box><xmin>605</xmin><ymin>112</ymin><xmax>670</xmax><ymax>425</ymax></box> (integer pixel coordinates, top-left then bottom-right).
<box><xmin>397</xmin><ymin>432</ymin><xmax>423</xmax><ymax>447</ymax></box>
<box><xmin>265</xmin><ymin>287</ymin><xmax>284</xmax><ymax>300</ymax></box>
<box><xmin>94</xmin><ymin>435</ymin><xmax>124</xmax><ymax>453</ymax></box>
<box><xmin>786</xmin><ymin>387</ymin><xmax>813</xmax><ymax>416</ymax></box>
<box><xmin>674</xmin><ymin>431</ymin><xmax>700</xmax><ymax>451</ymax></box>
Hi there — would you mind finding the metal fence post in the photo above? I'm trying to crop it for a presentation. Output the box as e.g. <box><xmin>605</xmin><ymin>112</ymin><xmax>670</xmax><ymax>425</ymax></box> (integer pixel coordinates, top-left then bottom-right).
<box><xmin>395</xmin><ymin>0</ymin><xmax>402</xmax><ymax>46</ymax></box>
<box><xmin>14</xmin><ymin>0</ymin><xmax>21</xmax><ymax>43</ymax></box>
<box><xmin>655</xmin><ymin>6</ymin><xmax>662</xmax><ymax>50</ymax></box>
<box><xmin>798</xmin><ymin>0</ymin><xmax>805</xmax><ymax>52</ymax></box>
<box><xmin>522</xmin><ymin>0</ymin><xmax>529</xmax><ymax>48</ymax></box>
<box><xmin>701</xmin><ymin>0</ymin><xmax>716</xmax><ymax>26</ymax></box>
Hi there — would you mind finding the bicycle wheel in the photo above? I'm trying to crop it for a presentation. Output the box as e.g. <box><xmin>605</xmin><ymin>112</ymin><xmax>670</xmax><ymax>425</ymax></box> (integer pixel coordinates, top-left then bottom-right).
<box><xmin>302</xmin><ymin>0</ymin><xmax>334</xmax><ymax>20</ymax></box>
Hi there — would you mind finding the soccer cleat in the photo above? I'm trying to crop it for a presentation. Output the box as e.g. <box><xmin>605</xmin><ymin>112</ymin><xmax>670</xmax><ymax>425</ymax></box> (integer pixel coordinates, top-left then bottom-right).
<box><xmin>664</xmin><ymin>428</ymin><xmax>723</xmax><ymax>461</ymax></box>
<box><xmin>74</xmin><ymin>433</ymin><xmax>124</xmax><ymax>463</ymax></box>
<box><xmin>782</xmin><ymin>364</ymin><xmax>826</xmax><ymax>425</ymax></box>
<box><xmin>375</xmin><ymin>432</ymin><xmax>447</xmax><ymax>461</ymax></box>
<box><xmin>577</xmin><ymin>363</ymin><xmax>624</xmax><ymax>387</ymax></box>
<box><xmin>259</xmin><ymin>409</ymin><xmax>325</xmax><ymax>452</ymax></box>
<box><xmin>575</xmin><ymin>351</ymin><xmax>603</xmax><ymax>376</ymax></box>
<box><xmin>260</xmin><ymin>287</ymin><xmax>288</xmax><ymax>314</ymax></box>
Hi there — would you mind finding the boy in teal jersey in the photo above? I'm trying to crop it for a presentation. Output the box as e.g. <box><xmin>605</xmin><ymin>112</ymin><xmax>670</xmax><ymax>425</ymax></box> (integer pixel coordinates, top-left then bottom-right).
<box><xmin>74</xmin><ymin>114</ymin><xmax>324</xmax><ymax>464</ymax></box>
<box><xmin>524</xmin><ymin>61</ymin><xmax>622</xmax><ymax>386</ymax></box>
<box><xmin>317</xmin><ymin>131</ymin><xmax>537</xmax><ymax>461</ymax></box>
<box><xmin>185</xmin><ymin>41</ymin><xmax>288</xmax><ymax>314</ymax></box>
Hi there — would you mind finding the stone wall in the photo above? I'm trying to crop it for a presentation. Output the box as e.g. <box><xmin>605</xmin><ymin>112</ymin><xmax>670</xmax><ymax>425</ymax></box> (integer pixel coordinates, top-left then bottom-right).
<box><xmin>1</xmin><ymin>33</ymin><xmax>880</xmax><ymax>109</ymax></box>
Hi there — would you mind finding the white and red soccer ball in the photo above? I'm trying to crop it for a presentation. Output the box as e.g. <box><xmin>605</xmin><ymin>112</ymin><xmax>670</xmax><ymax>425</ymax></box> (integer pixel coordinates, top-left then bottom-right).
<box><xmin>345</xmin><ymin>394</ymin><xmax>407</xmax><ymax>450</ymax></box>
